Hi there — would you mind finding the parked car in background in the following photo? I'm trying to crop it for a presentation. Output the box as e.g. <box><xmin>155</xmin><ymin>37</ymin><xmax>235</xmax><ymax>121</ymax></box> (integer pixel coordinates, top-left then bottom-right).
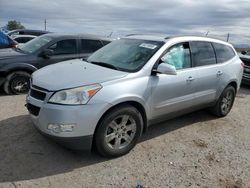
<box><xmin>11</xmin><ymin>35</ymin><xmax>36</xmax><ymax>44</ymax></box>
<box><xmin>26</xmin><ymin>35</ymin><xmax>243</xmax><ymax>157</ymax></box>
<box><xmin>239</xmin><ymin>51</ymin><xmax>250</xmax><ymax>85</ymax></box>
<box><xmin>0</xmin><ymin>31</ymin><xmax>17</xmax><ymax>49</ymax></box>
<box><xmin>0</xmin><ymin>33</ymin><xmax>112</xmax><ymax>94</ymax></box>
<box><xmin>8</xmin><ymin>29</ymin><xmax>49</xmax><ymax>37</ymax></box>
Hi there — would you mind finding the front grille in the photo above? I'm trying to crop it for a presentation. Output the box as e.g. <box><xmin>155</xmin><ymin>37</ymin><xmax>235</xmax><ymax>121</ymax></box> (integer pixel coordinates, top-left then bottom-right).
<box><xmin>27</xmin><ymin>103</ymin><xmax>40</xmax><ymax>116</ymax></box>
<box><xmin>30</xmin><ymin>89</ymin><xmax>46</xmax><ymax>101</ymax></box>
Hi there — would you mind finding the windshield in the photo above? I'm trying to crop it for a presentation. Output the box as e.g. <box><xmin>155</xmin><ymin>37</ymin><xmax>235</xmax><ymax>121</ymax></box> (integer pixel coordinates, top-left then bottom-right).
<box><xmin>18</xmin><ymin>35</ymin><xmax>53</xmax><ymax>54</ymax></box>
<box><xmin>87</xmin><ymin>39</ymin><xmax>164</xmax><ymax>72</ymax></box>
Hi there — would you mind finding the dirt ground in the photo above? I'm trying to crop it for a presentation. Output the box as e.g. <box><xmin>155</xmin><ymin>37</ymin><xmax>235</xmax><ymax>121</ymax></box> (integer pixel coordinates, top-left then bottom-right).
<box><xmin>0</xmin><ymin>86</ymin><xmax>249</xmax><ymax>188</ymax></box>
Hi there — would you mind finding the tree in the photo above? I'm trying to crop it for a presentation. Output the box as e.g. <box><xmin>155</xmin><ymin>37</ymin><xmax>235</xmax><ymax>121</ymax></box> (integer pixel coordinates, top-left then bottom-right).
<box><xmin>6</xmin><ymin>20</ymin><xmax>25</xmax><ymax>31</ymax></box>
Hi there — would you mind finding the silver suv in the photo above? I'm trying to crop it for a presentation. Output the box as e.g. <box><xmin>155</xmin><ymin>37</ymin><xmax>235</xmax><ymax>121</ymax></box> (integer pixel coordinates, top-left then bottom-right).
<box><xmin>26</xmin><ymin>35</ymin><xmax>244</xmax><ymax>157</ymax></box>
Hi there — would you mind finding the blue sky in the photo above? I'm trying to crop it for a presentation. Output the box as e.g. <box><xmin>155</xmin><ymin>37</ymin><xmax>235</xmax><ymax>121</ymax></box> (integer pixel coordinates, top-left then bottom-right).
<box><xmin>1</xmin><ymin>0</ymin><xmax>250</xmax><ymax>44</ymax></box>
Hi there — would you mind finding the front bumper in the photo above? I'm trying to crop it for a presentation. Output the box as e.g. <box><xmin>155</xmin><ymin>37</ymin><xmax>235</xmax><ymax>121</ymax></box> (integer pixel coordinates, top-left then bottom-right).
<box><xmin>35</xmin><ymin>127</ymin><xmax>93</xmax><ymax>151</ymax></box>
<box><xmin>26</xmin><ymin>88</ymin><xmax>112</xmax><ymax>150</ymax></box>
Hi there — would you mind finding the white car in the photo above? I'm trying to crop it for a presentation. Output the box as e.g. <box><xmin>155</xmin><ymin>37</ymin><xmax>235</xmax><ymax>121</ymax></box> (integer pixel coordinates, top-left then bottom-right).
<box><xmin>11</xmin><ymin>35</ymin><xmax>36</xmax><ymax>44</ymax></box>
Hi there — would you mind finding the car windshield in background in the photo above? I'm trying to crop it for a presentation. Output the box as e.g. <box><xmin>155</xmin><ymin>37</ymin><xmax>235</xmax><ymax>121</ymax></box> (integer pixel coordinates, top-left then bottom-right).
<box><xmin>18</xmin><ymin>36</ymin><xmax>52</xmax><ymax>54</ymax></box>
<box><xmin>87</xmin><ymin>39</ymin><xmax>164</xmax><ymax>72</ymax></box>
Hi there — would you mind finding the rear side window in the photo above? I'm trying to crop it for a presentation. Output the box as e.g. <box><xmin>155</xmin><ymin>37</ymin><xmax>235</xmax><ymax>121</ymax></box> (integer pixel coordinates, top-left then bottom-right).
<box><xmin>15</xmin><ymin>37</ymin><xmax>32</xmax><ymax>43</ymax></box>
<box><xmin>81</xmin><ymin>39</ymin><xmax>103</xmax><ymax>53</ymax></box>
<box><xmin>213</xmin><ymin>43</ymin><xmax>235</xmax><ymax>63</ymax></box>
<box><xmin>190</xmin><ymin>41</ymin><xmax>216</xmax><ymax>67</ymax></box>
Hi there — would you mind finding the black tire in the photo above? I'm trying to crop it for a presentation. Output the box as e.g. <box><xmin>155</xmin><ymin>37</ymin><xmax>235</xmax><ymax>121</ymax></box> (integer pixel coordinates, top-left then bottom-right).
<box><xmin>209</xmin><ymin>86</ymin><xmax>236</xmax><ymax>117</ymax></box>
<box><xmin>95</xmin><ymin>105</ymin><xmax>143</xmax><ymax>157</ymax></box>
<box><xmin>3</xmin><ymin>71</ymin><xmax>31</xmax><ymax>95</ymax></box>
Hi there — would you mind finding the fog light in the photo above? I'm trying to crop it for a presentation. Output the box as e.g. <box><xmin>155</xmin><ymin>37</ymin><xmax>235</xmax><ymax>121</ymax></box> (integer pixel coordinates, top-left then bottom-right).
<box><xmin>47</xmin><ymin>124</ymin><xmax>76</xmax><ymax>133</ymax></box>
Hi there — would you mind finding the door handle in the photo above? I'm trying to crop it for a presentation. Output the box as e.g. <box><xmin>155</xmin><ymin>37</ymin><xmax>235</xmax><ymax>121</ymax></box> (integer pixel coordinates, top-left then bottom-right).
<box><xmin>217</xmin><ymin>71</ymin><xmax>223</xmax><ymax>76</ymax></box>
<box><xmin>186</xmin><ymin>76</ymin><xmax>195</xmax><ymax>82</ymax></box>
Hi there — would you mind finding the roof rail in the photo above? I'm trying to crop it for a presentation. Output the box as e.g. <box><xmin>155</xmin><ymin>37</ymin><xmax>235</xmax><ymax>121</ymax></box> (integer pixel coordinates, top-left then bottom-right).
<box><xmin>125</xmin><ymin>33</ymin><xmax>145</xmax><ymax>37</ymax></box>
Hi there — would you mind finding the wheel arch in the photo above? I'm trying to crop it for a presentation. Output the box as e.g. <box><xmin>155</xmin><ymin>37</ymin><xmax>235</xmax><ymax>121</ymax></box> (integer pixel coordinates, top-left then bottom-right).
<box><xmin>2</xmin><ymin>63</ymin><xmax>37</xmax><ymax>77</ymax></box>
<box><xmin>227</xmin><ymin>81</ymin><xmax>237</xmax><ymax>92</ymax></box>
<box><xmin>92</xmin><ymin>100</ymin><xmax>148</xmax><ymax>150</ymax></box>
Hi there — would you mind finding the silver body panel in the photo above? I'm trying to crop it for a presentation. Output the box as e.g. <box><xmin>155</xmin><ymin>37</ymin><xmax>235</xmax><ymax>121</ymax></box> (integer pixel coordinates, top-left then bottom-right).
<box><xmin>27</xmin><ymin>36</ymin><xmax>243</xmax><ymax>143</ymax></box>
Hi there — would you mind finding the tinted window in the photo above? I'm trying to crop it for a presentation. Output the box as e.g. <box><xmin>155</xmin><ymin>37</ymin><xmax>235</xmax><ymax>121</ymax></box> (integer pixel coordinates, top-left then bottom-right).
<box><xmin>15</xmin><ymin>37</ymin><xmax>32</xmax><ymax>43</ymax></box>
<box><xmin>48</xmin><ymin>39</ymin><xmax>77</xmax><ymax>55</ymax></box>
<box><xmin>81</xmin><ymin>39</ymin><xmax>103</xmax><ymax>53</ymax></box>
<box><xmin>161</xmin><ymin>43</ymin><xmax>191</xmax><ymax>70</ymax></box>
<box><xmin>190</xmin><ymin>41</ymin><xmax>216</xmax><ymax>67</ymax></box>
<box><xmin>213</xmin><ymin>43</ymin><xmax>235</xmax><ymax>63</ymax></box>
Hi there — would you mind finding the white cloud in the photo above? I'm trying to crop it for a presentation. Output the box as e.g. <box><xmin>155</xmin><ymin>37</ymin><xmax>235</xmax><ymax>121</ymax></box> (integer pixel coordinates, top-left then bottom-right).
<box><xmin>0</xmin><ymin>0</ymin><xmax>250</xmax><ymax>44</ymax></box>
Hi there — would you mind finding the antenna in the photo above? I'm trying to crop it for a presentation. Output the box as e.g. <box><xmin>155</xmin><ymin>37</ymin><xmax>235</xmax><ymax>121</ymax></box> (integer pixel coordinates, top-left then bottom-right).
<box><xmin>107</xmin><ymin>31</ymin><xmax>113</xmax><ymax>38</ymax></box>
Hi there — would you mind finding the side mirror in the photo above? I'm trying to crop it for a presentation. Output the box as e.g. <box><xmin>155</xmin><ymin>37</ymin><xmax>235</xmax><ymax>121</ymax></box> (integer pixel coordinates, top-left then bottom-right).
<box><xmin>241</xmin><ymin>51</ymin><xmax>247</xmax><ymax>55</ymax></box>
<box><xmin>41</xmin><ymin>49</ymin><xmax>54</xmax><ymax>58</ymax></box>
<box><xmin>155</xmin><ymin>63</ymin><xmax>177</xmax><ymax>75</ymax></box>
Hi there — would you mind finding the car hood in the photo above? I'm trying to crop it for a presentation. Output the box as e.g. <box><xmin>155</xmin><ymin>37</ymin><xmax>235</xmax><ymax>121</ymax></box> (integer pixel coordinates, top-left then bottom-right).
<box><xmin>0</xmin><ymin>48</ymin><xmax>26</xmax><ymax>60</ymax></box>
<box><xmin>32</xmin><ymin>59</ymin><xmax>128</xmax><ymax>91</ymax></box>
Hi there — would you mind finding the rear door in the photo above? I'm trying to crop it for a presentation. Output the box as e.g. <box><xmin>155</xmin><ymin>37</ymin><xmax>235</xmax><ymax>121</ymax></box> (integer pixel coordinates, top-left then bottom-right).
<box><xmin>189</xmin><ymin>41</ymin><xmax>222</xmax><ymax>105</ymax></box>
<box><xmin>37</xmin><ymin>39</ymin><xmax>78</xmax><ymax>68</ymax></box>
<box><xmin>150</xmin><ymin>42</ymin><xmax>198</xmax><ymax>119</ymax></box>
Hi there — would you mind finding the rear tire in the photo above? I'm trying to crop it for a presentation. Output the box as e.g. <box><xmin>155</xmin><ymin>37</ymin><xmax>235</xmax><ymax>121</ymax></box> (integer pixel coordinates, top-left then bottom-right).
<box><xmin>94</xmin><ymin>105</ymin><xmax>143</xmax><ymax>158</ymax></box>
<box><xmin>209</xmin><ymin>86</ymin><xmax>236</xmax><ymax>117</ymax></box>
<box><xmin>3</xmin><ymin>71</ymin><xmax>31</xmax><ymax>95</ymax></box>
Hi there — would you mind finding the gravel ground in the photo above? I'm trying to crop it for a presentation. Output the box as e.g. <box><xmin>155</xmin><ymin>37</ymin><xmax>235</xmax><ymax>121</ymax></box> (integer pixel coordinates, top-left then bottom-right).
<box><xmin>0</xmin><ymin>86</ymin><xmax>249</xmax><ymax>188</ymax></box>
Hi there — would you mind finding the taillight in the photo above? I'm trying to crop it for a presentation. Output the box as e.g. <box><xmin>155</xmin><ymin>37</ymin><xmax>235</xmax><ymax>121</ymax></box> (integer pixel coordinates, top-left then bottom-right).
<box><xmin>11</xmin><ymin>44</ymin><xmax>17</xmax><ymax>48</ymax></box>
<box><xmin>241</xmin><ymin>62</ymin><xmax>245</xmax><ymax>68</ymax></box>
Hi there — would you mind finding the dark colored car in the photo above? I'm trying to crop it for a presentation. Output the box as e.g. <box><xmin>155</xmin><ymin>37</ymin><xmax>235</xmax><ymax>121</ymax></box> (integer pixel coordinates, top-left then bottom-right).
<box><xmin>8</xmin><ymin>29</ymin><xmax>50</xmax><ymax>37</ymax></box>
<box><xmin>0</xmin><ymin>33</ymin><xmax>112</xmax><ymax>94</ymax></box>
<box><xmin>239</xmin><ymin>51</ymin><xmax>250</xmax><ymax>85</ymax></box>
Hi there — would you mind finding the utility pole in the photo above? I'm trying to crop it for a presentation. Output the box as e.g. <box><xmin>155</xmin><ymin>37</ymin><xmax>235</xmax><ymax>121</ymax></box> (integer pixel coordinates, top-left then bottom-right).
<box><xmin>44</xmin><ymin>19</ymin><xmax>47</xmax><ymax>31</ymax></box>
<box><xmin>226</xmin><ymin>33</ymin><xmax>230</xmax><ymax>42</ymax></box>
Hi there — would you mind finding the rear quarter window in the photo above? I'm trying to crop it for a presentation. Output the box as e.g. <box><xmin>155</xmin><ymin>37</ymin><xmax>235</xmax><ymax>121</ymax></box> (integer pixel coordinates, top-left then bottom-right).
<box><xmin>212</xmin><ymin>43</ymin><xmax>236</xmax><ymax>63</ymax></box>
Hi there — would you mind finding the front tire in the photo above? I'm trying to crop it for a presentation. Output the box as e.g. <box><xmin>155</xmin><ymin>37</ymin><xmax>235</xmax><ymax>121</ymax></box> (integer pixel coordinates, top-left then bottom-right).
<box><xmin>3</xmin><ymin>71</ymin><xmax>31</xmax><ymax>95</ymax></box>
<box><xmin>94</xmin><ymin>105</ymin><xmax>143</xmax><ymax>157</ymax></box>
<box><xmin>210</xmin><ymin>86</ymin><xmax>236</xmax><ymax>117</ymax></box>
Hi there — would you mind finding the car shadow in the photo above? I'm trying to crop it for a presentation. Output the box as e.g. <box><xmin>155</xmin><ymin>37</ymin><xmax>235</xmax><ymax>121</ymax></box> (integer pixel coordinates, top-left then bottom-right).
<box><xmin>239</xmin><ymin>84</ymin><xmax>250</xmax><ymax>95</ymax></box>
<box><xmin>0</xmin><ymin>110</ymin><xmax>217</xmax><ymax>183</ymax></box>
<box><xmin>140</xmin><ymin>110</ymin><xmax>216</xmax><ymax>143</ymax></box>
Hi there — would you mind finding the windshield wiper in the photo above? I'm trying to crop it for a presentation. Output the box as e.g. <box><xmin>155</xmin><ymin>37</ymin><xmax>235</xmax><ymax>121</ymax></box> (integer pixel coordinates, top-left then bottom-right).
<box><xmin>89</xmin><ymin>61</ymin><xmax>119</xmax><ymax>70</ymax></box>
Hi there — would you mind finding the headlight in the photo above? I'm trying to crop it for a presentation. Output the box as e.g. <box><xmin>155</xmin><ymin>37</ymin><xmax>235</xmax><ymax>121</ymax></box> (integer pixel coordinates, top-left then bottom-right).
<box><xmin>49</xmin><ymin>84</ymin><xmax>102</xmax><ymax>105</ymax></box>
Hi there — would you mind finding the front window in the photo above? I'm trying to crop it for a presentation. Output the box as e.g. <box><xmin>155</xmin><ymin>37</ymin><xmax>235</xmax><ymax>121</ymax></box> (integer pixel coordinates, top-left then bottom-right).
<box><xmin>18</xmin><ymin>35</ymin><xmax>53</xmax><ymax>54</ymax></box>
<box><xmin>161</xmin><ymin>43</ymin><xmax>191</xmax><ymax>70</ymax></box>
<box><xmin>48</xmin><ymin>39</ymin><xmax>77</xmax><ymax>55</ymax></box>
<box><xmin>87</xmin><ymin>39</ymin><xmax>164</xmax><ymax>72</ymax></box>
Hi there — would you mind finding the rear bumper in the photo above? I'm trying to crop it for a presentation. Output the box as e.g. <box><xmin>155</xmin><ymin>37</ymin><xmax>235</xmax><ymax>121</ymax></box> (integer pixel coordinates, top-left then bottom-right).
<box><xmin>242</xmin><ymin>73</ymin><xmax>250</xmax><ymax>85</ymax></box>
<box><xmin>0</xmin><ymin>77</ymin><xmax>5</xmax><ymax>86</ymax></box>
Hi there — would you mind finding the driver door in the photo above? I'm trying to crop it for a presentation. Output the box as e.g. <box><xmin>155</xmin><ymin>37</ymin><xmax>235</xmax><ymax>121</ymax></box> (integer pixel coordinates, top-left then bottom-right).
<box><xmin>37</xmin><ymin>39</ymin><xmax>79</xmax><ymax>68</ymax></box>
<box><xmin>150</xmin><ymin>42</ymin><xmax>198</xmax><ymax>119</ymax></box>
